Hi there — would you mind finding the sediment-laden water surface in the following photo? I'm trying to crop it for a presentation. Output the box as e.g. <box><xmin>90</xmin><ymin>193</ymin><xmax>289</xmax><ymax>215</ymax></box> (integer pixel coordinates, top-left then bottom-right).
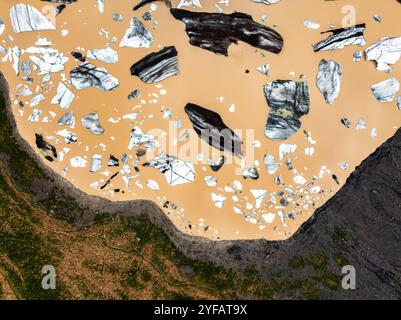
<box><xmin>0</xmin><ymin>0</ymin><xmax>400</xmax><ymax>240</ymax></box>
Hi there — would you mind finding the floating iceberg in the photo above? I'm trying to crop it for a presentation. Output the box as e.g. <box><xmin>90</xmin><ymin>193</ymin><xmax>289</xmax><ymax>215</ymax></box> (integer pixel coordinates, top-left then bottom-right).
<box><xmin>10</xmin><ymin>4</ymin><xmax>56</xmax><ymax>33</ymax></box>
<box><xmin>143</xmin><ymin>153</ymin><xmax>196</xmax><ymax>186</ymax></box>
<box><xmin>120</xmin><ymin>18</ymin><xmax>153</xmax><ymax>48</ymax></box>
<box><xmin>70</xmin><ymin>62</ymin><xmax>119</xmax><ymax>91</ymax></box>
<box><xmin>81</xmin><ymin>113</ymin><xmax>105</xmax><ymax>135</ymax></box>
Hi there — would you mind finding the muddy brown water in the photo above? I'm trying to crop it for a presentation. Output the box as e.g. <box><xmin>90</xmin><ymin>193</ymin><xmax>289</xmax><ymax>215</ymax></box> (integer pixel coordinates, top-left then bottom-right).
<box><xmin>0</xmin><ymin>0</ymin><xmax>400</xmax><ymax>240</ymax></box>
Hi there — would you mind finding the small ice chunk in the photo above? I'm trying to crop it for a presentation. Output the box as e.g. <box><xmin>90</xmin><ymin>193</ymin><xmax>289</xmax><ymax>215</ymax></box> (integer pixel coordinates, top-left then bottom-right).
<box><xmin>144</xmin><ymin>153</ymin><xmax>195</xmax><ymax>186</ymax></box>
<box><xmin>87</xmin><ymin>47</ymin><xmax>119</xmax><ymax>64</ymax></box>
<box><xmin>127</xmin><ymin>89</ymin><xmax>140</xmax><ymax>100</ymax></box>
<box><xmin>341</xmin><ymin>118</ymin><xmax>351</xmax><ymax>128</ymax></box>
<box><xmin>112</xmin><ymin>13</ymin><xmax>123</xmax><ymax>22</ymax></box>
<box><xmin>250</xmin><ymin>189</ymin><xmax>266</xmax><ymax>208</ymax></box>
<box><xmin>90</xmin><ymin>182</ymin><xmax>100</xmax><ymax>190</ymax></box>
<box><xmin>204</xmin><ymin>175</ymin><xmax>217</xmax><ymax>187</ymax></box>
<box><xmin>128</xmin><ymin>126</ymin><xmax>158</xmax><ymax>149</ymax></box>
<box><xmin>208</xmin><ymin>156</ymin><xmax>226</xmax><ymax>172</ymax></box>
<box><xmin>51</xmin><ymin>83</ymin><xmax>75</xmax><ymax>109</ymax></box>
<box><xmin>305</xmin><ymin>147</ymin><xmax>315</xmax><ymax>156</ymax></box>
<box><xmin>242</xmin><ymin>168</ymin><xmax>259</xmax><ymax>180</ymax></box>
<box><xmin>108</xmin><ymin>155</ymin><xmax>119</xmax><ymax>167</ymax></box>
<box><xmin>16</xmin><ymin>84</ymin><xmax>32</xmax><ymax>97</ymax></box>
<box><xmin>303</xmin><ymin>20</ymin><xmax>320</xmax><ymax>30</ymax></box>
<box><xmin>177</xmin><ymin>0</ymin><xmax>202</xmax><ymax>9</ymax></box>
<box><xmin>61</xmin><ymin>29</ymin><xmax>69</xmax><ymax>37</ymax></box>
<box><xmin>294</xmin><ymin>175</ymin><xmax>307</xmax><ymax>185</ymax></box>
<box><xmin>58</xmin><ymin>112</ymin><xmax>75</xmax><ymax>128</ymax></box>
<box><xmin>30</xmin><ymin>94</ymin><xmax>45</xmax><ymax>107</ymax></box>
<box><xmin>211</xmin><ymin>193</ymin><xmax>226</xmax><ymax>208</ymax></box>
<box><xmin>373</xmin><ymin>15</ymin><xmax>382</xmax><ymax>23</ymax></box>
<box><xmin>56</xmin><ymin>129</ymin><xmax>77</xmax><ymax>144</ymax></box>
<box><xmin>356</xmin><ymin>118</ymin><xmax>366</xmax><ymax>130</ymax></box>
<box><xmin>279</xmin><ymin>143</ymin><xmax>297</xmax><ymax>160</ymax></box>
<box><xmin>90</xmin><ymin>154</ymin><xmax>102</xmax><ymax>173</ymax></box>
<box><xmin>146</xmin><ymin>179</ymin><xmax>160</xmax><ymax>190</ymax></box>
<box><xmin>35</xmin><ymin>38</ymin><xmax>52</xmax><ymax>46</ymax></box>
<box><xmin>262</xmin><ymin>213</ymin><xmax>276</xmax><ymax>224</ymax></box>
<box><xmin>353</xmin><ymin>51</ymin><xmax>362</xmax><ymax>62</ymax></box>
<box><xmin>371</xmin><ymin>78</ymin><xmax>400</xmax><ymax>102</ymax></box>
<box><xmin>81</xmin><ymin>113</ymin><xmax>104</xmax><ymax>135</ymax></box>
<box><xmin>119</xmin><ymin>17</ymin><xmax>153</xmax><ymax>48</ymax></box>
<box><xmin>70</xmin><ymin>156</ymin><xmax>87</xmax><ymax>168</ymax></box>
<box><xmin>0</xmin><ymin>17</ymin><xmax>5</xmax><ymax>35</ymax></box>
<box><xmin>264</xmin><ymin>153</ymin><xmax>279</xmax><ymax>174</ymax></box>
<box><xmin>96</xmin><ymin>0</ymin><xmax>105</xmax><ymax>13</ymax></box>
<box><xmin>28</xmin><ymin>109</ymin><xmax>41</xmax><ymax>122</ymax></box>
<box><xmin>256</xmin><ymin>64</ymin><xmax>270</xmax><ymax>76</ymax></box>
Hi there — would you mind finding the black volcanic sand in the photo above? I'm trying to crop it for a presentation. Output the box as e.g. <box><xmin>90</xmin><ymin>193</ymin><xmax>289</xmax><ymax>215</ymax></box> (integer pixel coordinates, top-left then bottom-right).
<box><xmin>1</xmin><ymin>72</ymin><xmax>400</xmax><ymax>299</ymax></box>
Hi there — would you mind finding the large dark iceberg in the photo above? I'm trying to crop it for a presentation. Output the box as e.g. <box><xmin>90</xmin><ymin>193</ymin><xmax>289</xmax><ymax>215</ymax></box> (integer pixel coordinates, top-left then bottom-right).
<box><xmin>184</xmin><ymin>103</ymin><xmax>242</xmax><ymax>158</ymax></box>
<box><xmin>170</xmin><ymin>9</ymin><xmax>284</xmax><ymax>56</ymax></box>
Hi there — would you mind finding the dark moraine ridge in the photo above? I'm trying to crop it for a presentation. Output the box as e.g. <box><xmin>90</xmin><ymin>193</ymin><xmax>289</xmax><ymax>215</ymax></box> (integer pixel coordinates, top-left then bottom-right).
<box><xmin>1</xmin><ymin>72</ymin><xmax>400</xmax><ymax>299</ymax></box>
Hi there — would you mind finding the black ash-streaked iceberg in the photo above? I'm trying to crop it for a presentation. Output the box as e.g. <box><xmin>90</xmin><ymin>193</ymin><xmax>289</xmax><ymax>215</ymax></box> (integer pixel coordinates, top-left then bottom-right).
<box><xmin>184</xmin><ymin>103</ymin><xmax>243</xmax><ymax>158</ymax></box>
<box><xmin>170</xmin><ymin>8</ymin><xmax>283</xmax><ymax>56</ymax></box>
<box><xmin>35</xmin><ymin>133</ymin><xmax>57</xmax><ymax>162</ymax></box>
<box><xmin>313</xmin><ymin>24</ymin><xmax>366</xmax><ymax>52</ymax></box>
<box><xmin>130</xmin><ymin>46</ymin><xmax>179</xmax><ymax>83</ymax></box>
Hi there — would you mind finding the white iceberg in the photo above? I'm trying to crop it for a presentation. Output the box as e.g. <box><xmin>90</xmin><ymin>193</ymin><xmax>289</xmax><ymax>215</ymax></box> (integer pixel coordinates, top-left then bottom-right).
<box><xmin>119</xmin><ymin>17</ymin><xmax>153</xmax><ymax>48</ymax></box>
<box><xmin>87</xmin><ymin>47</ymin><xmax>119</xmax><ymax>64</ymax></box>
<box><xmin>144</xmin><ymin>153</ymin><xmax>195</xmax><ymax>186</ymax></box>
<box><xmin>70</xmin><ymin>62</ymin><xmax>119</xmax><ymax>91</ymax></box>
<box><xmin>51</xmin><ymin>83</ymin><xmax>75</xmax><ymax>109</ymax></box>
<box><xmin>10</xmin><ymin>3</ymin><xmax>56</xmax><ymax>33</ymax></box>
